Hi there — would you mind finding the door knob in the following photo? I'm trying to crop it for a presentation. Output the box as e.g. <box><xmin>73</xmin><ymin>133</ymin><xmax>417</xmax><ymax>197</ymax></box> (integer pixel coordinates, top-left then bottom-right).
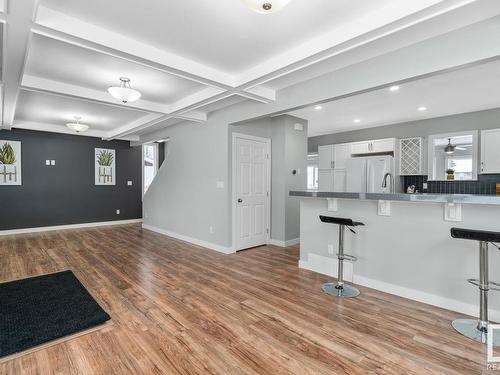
<box><xmin>237</xmin><ymin>198</ymin><xmax>243</xmax><ymax>203</ymax></box>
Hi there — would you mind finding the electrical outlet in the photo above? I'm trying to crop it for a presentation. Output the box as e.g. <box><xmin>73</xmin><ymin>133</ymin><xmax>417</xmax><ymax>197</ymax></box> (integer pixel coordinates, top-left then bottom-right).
<box><xmin>45</xmin><ymin>160</ymin><xmax>50</xmax><ymax>166</ymax></box>
<box><xmin>423</xmin><ymin>182</ymin><xmax>428</xmax><ymax>190</ymax></box>
<box><xmin>328</xmin><ymin>244</ymin><xmax>334</xmax><ymax>255</ymax></box>
<box><xmin>127</xmin><ymin>181</ymin><xmax>133</xmax><ymax>186</ymax></box>
<box><xmin>51</xmin><ymin>160</ymin><xmax>56</xmax><ymax>166</ymax></box>
<box><xmin>116</xmin><ymin>209</ymin><xmax>120</xmax><ymax>215</ymax></box>
<box><xmin>209</xmin><ymin>226</ymin><xmax>214</xmax><ymax>234</ymax></box>
<box><xmin>216</xmin><ymin>181</ymin><xmax>224</xmax><ymax>189</ymax></box>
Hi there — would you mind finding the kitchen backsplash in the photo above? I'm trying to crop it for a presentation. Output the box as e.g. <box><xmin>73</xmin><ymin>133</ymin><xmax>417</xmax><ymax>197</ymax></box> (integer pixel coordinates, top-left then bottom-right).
<box><xmin>401</xmin><ymin>174</ymin><xmax>500</xmax><ymax>195</ymax></box>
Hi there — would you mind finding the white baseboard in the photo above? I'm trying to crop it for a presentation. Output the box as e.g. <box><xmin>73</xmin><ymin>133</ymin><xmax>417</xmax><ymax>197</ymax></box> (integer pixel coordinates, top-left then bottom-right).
<box><xmin>300</xmin><ymin>254</ymin><xmax>500</xmax><ymax>322</ymax></box>
<box><xmin>142</xmin><ymin>224</ymin><xmax>234</xmax><ymax>255</ymax></box>
<box><xmin>269</xmin><ymin>238</ymin><xmax>300</xmax><ymax>247</ymax></box>
<box><xmin>0</xmin><ymin>219</ymin><xmax>143</xmax><ymax>236</ymax></box>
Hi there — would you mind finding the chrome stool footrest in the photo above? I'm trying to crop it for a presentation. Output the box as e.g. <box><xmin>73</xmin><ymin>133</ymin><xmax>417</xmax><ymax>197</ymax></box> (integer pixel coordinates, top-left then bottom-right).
<box><xmin>467</xmin><ymin>278</ymin><xmax>500</xmax><ymax>291</ymax></box>
<box><xmin>337</xmin><ymin>253</ymin><xmax>358</xmax><ymax>262</ymax></box>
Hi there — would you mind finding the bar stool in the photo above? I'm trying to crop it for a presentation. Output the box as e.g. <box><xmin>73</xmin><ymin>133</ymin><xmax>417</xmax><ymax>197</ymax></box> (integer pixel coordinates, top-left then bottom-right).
<box><xmin>451</xmin><ymin>227</ymin><xmax>500</xmax><ymax>345</ymax></box>
<box><xmin>319</xmin><ymin>215</ymin><xmax>364</xmax><ymax>298</ymax></box>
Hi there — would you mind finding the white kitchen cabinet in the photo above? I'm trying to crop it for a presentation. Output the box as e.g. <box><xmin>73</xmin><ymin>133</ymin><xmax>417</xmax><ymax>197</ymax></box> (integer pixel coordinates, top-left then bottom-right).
<box><xmin>399</xmin><ymin>137</ymin><xmax>425</xmax><ymax>175</ymax></box>
<box><xmin>350</xmin><ymin>141</ymin><xmax>371</xmax><ymax>155</ymax></box>
<box><xmin>481</xmin><ymin>129</ymin><xmax>500</xmax><ymax>174</ymax></box>
<box><xmin>350</xmin><ymin>138</ymin><xmax>395</xmax><ymax>155</ymax></box>
<box><xmin>372</xmin><ymin>138</ymin><xmax>395</xmax><ymax>153</ymax></box>
<box><xmin>333</xmin><ymin>143</ymin><xmax>350</xmax><ymax>169</ymax></box>
<box><xmin>318</xmin><ymin>170</ymin><xmax>334</xmax><ymax>191</ymax></box>
<box><xmin>318</xmin><ymin>145</ymin><xmax>334</xmax><ymax>170</ymax></box>
<box><xmin>333</xmin><ymin>169</ymin><xmax>347</xmax><ymax>192</ymax></box>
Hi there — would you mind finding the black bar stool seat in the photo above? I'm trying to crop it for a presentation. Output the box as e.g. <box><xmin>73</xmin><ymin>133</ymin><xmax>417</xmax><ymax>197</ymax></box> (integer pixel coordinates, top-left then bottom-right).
<box><xmin>451</xmin><ymin>227</ymin><xmax>500</xmax><ymax>346</ymax></box>
<box><xmin>320</xmin><ymin>215</ymin><xmax>364</xmax><ymax>298</ymax></box>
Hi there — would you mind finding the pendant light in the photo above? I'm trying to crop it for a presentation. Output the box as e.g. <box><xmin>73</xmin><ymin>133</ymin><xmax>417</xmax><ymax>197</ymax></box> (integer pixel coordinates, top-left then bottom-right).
<box><xmin>108</xmin><ymin>77</ymin><xmax>142</xmax><ymax>103</ymax></box>
<box><xmin>66</xmin><ymin>116</ymin><xmax>89</xmax><ymax>133</ymax></box>
<box><xmin>241</xmin><ymin>0</ymin><xmax>291</xmax><ymax>13</ymax></box>
<box><xmin>444</xmin><ymin>138</ymin><xmax>455</xmax><ymax>154</ymax></box>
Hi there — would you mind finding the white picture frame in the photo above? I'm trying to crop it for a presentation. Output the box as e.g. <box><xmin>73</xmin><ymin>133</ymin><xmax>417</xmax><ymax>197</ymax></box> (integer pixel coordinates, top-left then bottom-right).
<box><xmin>0</xmin><ymin>140</ymin><xmax>22</xmax><ymax>186</ymax></box>
<box><xmin>95</xmin><ymin>148</ymin><xmax>116</xmax><ymax>185</ymax></box>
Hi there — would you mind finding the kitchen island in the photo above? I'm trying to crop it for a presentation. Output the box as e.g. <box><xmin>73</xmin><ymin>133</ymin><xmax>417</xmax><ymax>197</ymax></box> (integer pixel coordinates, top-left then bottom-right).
<box><xmin>291</xmin><ymin>190</ymin><xmax>500</xmax><ymax>321</ymax></box>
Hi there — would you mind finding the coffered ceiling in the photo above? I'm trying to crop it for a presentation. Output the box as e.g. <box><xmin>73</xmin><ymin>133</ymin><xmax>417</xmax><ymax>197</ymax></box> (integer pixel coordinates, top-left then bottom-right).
<box><xmin>0</xmin><ymin>0</ymin><xmax>497</xmax><ymax>140</ymax></box>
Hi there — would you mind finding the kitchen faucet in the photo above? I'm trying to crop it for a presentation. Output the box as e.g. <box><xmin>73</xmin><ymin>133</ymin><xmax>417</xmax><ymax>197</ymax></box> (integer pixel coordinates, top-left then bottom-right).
<box><xmin>381</xmin><ymin>172</ymin><xmax>395</xmax><ymax>193</ymax></box>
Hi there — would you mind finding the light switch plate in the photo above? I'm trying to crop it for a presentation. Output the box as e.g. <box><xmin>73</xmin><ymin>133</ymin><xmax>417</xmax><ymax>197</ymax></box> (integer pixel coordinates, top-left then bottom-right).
<box><xmin>216</xmin><ymin>181</ymin><xmax>224</xmax><ymax>189</ymax></box>
<box><xmin>45</xmin><ymin>160</ymin><xmax>50</xmax><ymax>166</ymax></box>
<box><xmin>127</xmin><ymin>181</ymin><xmax>133</xmax><ymax>186</ymax></box>
<box><xmin>116</xmin><ymin>209</ymin><xmax>120</xmax><ymax>215</ymax></box>
<box><xmin>51</xmin><ymin>160</ymin><xmax>55</xmax><ymax>166</ymax></box>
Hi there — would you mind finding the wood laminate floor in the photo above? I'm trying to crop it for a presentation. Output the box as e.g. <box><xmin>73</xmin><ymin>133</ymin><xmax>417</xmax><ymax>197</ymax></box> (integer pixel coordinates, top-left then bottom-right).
<box><xmin>0</xmin><ymin>224</ymin><xmax>488</xmax><ymax>374</ymax></box>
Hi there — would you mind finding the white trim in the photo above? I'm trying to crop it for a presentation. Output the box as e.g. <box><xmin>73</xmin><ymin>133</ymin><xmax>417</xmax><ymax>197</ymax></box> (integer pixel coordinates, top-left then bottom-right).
<box><xmin>231</xmin><ymin>132</ymin><xmax>272</xmax><ymax>252</ymax></box>
<box><xmin>269</xmin><ymin>238</ymin><xmax>300</xmax><ymax>247</ymax></box>
<box><xmin>0</xmin><ymin>219</ymin><xmax>143</xmax><ymax>236</ymax></box>
<box><xmin>143</xmin><ymin>224</ymin><xmax>234</xmax><ymax>255</ymax></box>
<box><xmin>300</xmin><ymin>256</ymin><xmax>500</xmax><ymax>322</ymax></box>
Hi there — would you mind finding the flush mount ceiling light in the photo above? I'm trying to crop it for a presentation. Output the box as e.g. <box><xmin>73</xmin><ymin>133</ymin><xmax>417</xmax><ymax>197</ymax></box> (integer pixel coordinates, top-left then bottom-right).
<box><xmin>418</xmin><ymin>106</ymin><xmax>427</xmax><ymax>111</ymax></box>
<box><xmin>241</xmin><ymin>0</ymin><xmax>291</xmax><ymax>13</ymax></box>
<box><xmin>314</xmin><ymin>105</ymin><xmax>323</xmax><ymax>111</ymax></box>
<box><xmin>108</xmin><ymin>77</ymin><xmax>142</xmax><ymax>103</ymax></box>
<box><xmin>389</xmin><ymin>85</ymin><xmax>400</xmax><ymax>92</ymax></box>
<box><xmin>66</xmin><ymin>116</ymin><xmax>89</xmax><ymax>133</ymax></box>
<box><xmin>353</xmin><ymin>119</ymin><xmax>361</xmax><ymax>123</ymax></box>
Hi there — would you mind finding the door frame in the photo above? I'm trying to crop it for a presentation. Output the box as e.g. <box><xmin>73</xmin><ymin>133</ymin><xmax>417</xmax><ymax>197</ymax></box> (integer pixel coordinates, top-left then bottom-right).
<box><xmin>231</xmin><ymin>132</ymin><xmax>271</xmax><ymax>252</ymax></box>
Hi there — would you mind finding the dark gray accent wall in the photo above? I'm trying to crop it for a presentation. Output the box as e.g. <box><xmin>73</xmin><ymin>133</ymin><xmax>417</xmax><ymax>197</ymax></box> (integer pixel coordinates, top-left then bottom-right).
<box><xmin>0</xmin><ymin>129</ymin><xmax>142</xmax><ymax>231</ymax></box>
<box><xmin>308</xmin><ymin>108</ymin><xmax>500</xmax><ymax>152</ymax></box>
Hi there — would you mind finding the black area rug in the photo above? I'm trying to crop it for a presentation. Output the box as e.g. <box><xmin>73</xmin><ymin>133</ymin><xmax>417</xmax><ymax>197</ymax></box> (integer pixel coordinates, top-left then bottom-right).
<box><xmin>0</xmin><ymin>270</ymin><xmax>111</xmax><ymax>358</ymax></box>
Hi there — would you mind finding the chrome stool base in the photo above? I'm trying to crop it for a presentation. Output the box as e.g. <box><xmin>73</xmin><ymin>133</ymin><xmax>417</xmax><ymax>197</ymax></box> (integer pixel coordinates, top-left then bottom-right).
<box><xmin>321</xmin><ymin>282</ymin><xmax>360</xmax><ymax>298</ymax></box>
<box><xmin>452</xmin><ymin>319</ymin><xmax>500</xmax><ymax>346</ymax></box>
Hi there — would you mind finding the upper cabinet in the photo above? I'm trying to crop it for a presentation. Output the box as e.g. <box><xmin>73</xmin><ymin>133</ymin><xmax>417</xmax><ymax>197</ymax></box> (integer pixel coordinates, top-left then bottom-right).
<box><xmin>399</xmin><ymin>137</ymin><xmax>425</xmax><ymax>176</ymax></box>
<box><xmin>350</xmin><ymin>138</ymin><xmax>395</xmax><ymax>155</ymax></box>
<box><xmin>333</xmin><ymin>143</ymin><xmax>350</xmax><ymax>169</ymax></box>
<box><xmin>481</xmin><ymin>129</ymin><xmax>500</xmax><ymax>174</ymax></box>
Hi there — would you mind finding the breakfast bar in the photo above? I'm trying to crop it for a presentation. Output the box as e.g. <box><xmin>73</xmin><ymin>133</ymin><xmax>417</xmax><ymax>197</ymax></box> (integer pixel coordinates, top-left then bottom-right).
<box><xmin>291</xmin><ymin>190</ymin><xmax>500</xmax><ymax>321</ymax></box>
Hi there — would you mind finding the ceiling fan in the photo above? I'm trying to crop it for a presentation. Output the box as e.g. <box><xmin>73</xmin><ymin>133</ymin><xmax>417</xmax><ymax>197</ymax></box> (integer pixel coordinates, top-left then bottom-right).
<box><xmin>444</xmin><ymin>138</ymin><xmax>468</xmax><ymax>154</ymax></box>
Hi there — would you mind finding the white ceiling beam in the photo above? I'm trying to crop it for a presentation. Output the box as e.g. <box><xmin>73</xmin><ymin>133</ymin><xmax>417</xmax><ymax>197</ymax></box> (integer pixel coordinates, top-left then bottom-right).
<box><xmin>235</xmin><ymin>85</ymin><xmax>276</xmax><ymax>104</ymax></box>
<box><xmin>34</xmin><ymin>6</ymin><xmax>235</xmax><ymax>88</ymax></box>
<box><xmin>174</xmin><ymin>111</ymin><xmax>207</xmax><ymax>123</ymax></box>
<box><xmin>2</xmin><ymin>0</ymin><xmax>38</xmax><ymax>129</ymax></box>
<box><xmin>21</xmin><ymin>75</ymin><xmax>169</xmax><ymax>114</ymax></box>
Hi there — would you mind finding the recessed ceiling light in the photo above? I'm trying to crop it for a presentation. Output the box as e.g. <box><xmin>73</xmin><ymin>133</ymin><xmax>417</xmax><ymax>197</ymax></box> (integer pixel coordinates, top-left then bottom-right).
<box><xmin>353</xmin><ymin>119</ymin><xmax>361</xmax><ymax>123</ymax></box>
<box><xmin>241</xmin><ymin>0</ymin><xmax>291</xmax><ymax>13</ymax></box>
<box><xmin>389</xmin><ymin>85</ymin><xmax>400</xmax><ymax>92</ymax></box>
<box><xmin>66</xmin><ymin>116</ymin><xmax>89</xmax><ymax>133</ymax></box>
<box><xmin>314</xmin><ymin>105</ymin><xmax>323</xmax><ymax>111</ymax></box>
<box><xmin>418</xmin><ymin>106</ymin><xmax>427</xmax><ymax>111</ymax></box>
<box><xmin>108</xmin><ymin>77</ymin><xmax>142</xmax><ymax>103</ymax></box>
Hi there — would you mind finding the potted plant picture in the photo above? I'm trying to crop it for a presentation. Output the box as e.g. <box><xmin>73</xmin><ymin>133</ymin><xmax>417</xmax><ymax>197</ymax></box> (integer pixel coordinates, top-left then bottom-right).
<box><xmin>446</xmin><ymin>168</ymin><xmax>455</xmax><ymax>180</ymax></box>
<box><xmin>95</xmin><ymin>148</ymin><xmax>116</xmax><ymax>185</ymax></box>
<box><xmin>0</xmin><ymin>141</ymin><xmax>21</xmax><ymax>185</ymax></box>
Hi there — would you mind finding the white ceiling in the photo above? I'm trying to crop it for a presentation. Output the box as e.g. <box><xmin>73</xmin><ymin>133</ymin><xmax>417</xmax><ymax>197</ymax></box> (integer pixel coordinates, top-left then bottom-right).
<box><xmin>25</xmin><ymin>34</ymin><xmax>207</xmax><ymax>105</ymax></box>
<box><xmin>290</xmin><ymin>59</ymin><xmax>500</xmax><ymax>137</ymax></box>
<box><xmin>39</xmin><ymin>0</ymin><xmax>396</xmax><ymax>74</ymax></box>
<box><xmin>15</xmin><ymin>90</ymin><xmax>148</xmax><ymax>130</ymax></box>
<box><xmin>0</xmin><ymin>0</ymin><xmax>498</xmax><ymax>141</ymax></box>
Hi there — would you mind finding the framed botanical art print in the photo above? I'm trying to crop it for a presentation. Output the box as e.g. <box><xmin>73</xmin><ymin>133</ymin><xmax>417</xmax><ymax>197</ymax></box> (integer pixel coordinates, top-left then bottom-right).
<box><xmin>95</xmin><ymin>148</ymin><xmax>116</xmax><ymax>185</ymax></box>
<box><xmin>0</xmin><ymin>140</ymin><xmax>22</xmax><ymax>186</ymax></box>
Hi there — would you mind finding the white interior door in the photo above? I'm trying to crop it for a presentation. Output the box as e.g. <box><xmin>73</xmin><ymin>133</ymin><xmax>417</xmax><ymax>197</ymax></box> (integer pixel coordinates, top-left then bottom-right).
<box><xmin>233</xmin><ymin>134</ymin><xmax>270</xmax><ymax>251</ymax></box>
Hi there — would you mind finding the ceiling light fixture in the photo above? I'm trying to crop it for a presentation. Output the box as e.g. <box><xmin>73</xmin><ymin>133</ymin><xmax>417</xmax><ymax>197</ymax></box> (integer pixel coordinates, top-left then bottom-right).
<box><xmin>314</xmin><ymin>105</ymin><xmax>323</xmax><ymax>111</ymax></box>
<box><xmin>353</xmin><ymin>119</ymin><xmax>361</xmax><ymax>123</ymax></box>
<box><xmin>108</xmin><ymin>77</ymin><xmax>142</xmax><ymax>103</ymax></box>
<box><xmin>418</xmin><ymin>106</ymin><xmax>427</xmax><ymax>111</ymax></box>
<box><xmin>66</xmin><ymin>116</ymin><xmax>89</xmax><ymax>133</ymax></box>
<box><xmin>444</xmin><ymin>138</ymin><xmax>455</xmax><ymax>154</ymax></box>
<box><xmin>389</xmin><ymin>85</ymin><xmax>400</xmax><ymax>92</ymax></box>
<box><xmin>241</xmin><ymin>0</ymin><xmax>291</xmax><ymax>13</ymax></box>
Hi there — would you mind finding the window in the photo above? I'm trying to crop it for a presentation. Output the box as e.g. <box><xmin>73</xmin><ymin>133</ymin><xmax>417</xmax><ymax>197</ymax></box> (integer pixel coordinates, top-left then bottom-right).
<box><xmin>446</xmin><ymin>156</ymin><xmax>473</xmax><ymax>181</ymax></box>
<box><xmin>307</xmin><ymin>166</ymin><xmax>319</xmax><ymax>189</ymax></box>
<box><xmin>143</xmin><ymin>143</ymin><xmax>158</xmax><ymax>194</ymax></box>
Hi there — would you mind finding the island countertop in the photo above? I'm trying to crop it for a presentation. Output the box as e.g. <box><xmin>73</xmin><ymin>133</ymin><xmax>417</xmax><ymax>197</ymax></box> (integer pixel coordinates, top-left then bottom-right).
<box><xmin>289</xmin><ymin>190</ymin><xmax>500</xmax><ymax>205</ymax></box>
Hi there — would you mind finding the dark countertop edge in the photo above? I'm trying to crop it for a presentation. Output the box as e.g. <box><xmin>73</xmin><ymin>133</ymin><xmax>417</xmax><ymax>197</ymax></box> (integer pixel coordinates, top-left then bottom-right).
<box><xmin>289</xmin><ymin>190</ymin><xmax>500</xmax><ymax>205</ymax></box>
